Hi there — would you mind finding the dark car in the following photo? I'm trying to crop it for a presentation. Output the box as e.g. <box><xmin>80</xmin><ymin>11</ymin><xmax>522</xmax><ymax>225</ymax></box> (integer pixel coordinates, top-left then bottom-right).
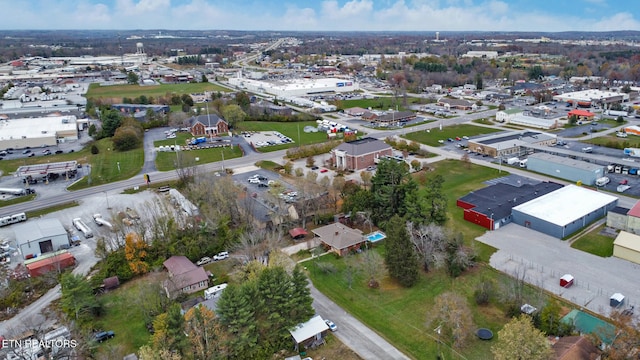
<box><xmin>311</xmin><ymin>166</ymin><xmax>319</xmax><ymax>170</ymax></box>
<box><xmin>258</xmin><ymin>183</ymin><xmax>269</xmax><ymax>188</ymax></box>
<box><xmin>22</xmin><ymin>149</ymin><xmax>31</xmax><ymax>154</ymax></box>
<box><xmin>55</xmin><ymin>150</ymin><xmax>64</xmax><ymax>154</ymax></box>
<box><xmin>94</xmin><ymin>330</ymin><xmax>115</xmax><ymax>342</ymax></box>
<box><xmin>28</xmin><ymin>153</ymin><xmax>35</xmax><ymax>157</ymax></box>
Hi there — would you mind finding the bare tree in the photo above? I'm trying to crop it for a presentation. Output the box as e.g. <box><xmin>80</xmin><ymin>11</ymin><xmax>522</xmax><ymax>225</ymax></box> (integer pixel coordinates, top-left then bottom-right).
<box><xmin>235</xmin><ymin>228</ymin><xmax>284</xmax><ymax>265</ymax></box>
<box><xmin>174</xmin><ymin>151</ymin><xmax>198</xmax><ymax>186</ymax></box>
<box><xmin>359</xmin><ymin>249</ymin><xmax>384</xmax><ymax>288</ymax></box>
<box><xmin>406</xmin><ymin>222</ymin><xmax>448</xmax><ymax>272</ymax></box>
<box><xmin>426</xmin><ymin>292</ymin><xmax>475</xmax><ymax>349</ymax></box>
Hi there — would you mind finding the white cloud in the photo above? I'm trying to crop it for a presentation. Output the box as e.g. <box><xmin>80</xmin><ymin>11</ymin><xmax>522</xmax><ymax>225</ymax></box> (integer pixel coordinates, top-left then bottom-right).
<box><xmin>591</xmin><ymin>12</ymin><xmax>640</xmax><ymax>31</ymax></box>
<box><xmin>321</xmin><ymin>0</ymin><xmax>374</xmax><ymax>19</ymax></box>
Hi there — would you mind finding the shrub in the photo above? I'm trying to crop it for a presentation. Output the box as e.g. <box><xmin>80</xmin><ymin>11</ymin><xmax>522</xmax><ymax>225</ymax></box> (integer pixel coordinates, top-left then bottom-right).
<box><xmin>90</xmin><ymin>144</ymin><xmax>99</xmax><ymax>154</ymax></box>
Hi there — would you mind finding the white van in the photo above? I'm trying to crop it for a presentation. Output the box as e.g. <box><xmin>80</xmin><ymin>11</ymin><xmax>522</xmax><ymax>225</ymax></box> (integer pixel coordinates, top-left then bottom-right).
<box><xmin>595</xmin><ymin>177</ymin><xmax>610</xmax><ymax>187</ymax></box>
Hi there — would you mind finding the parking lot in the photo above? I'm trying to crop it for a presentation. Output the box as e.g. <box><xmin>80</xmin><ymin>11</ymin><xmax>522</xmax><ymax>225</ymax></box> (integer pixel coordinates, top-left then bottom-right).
<box><xmin>241</xmin><ymin>131</ymin><xmax>294</xmax><ymax>149</ymax></box>
<box><xmin>478</xmin><ymin>223</ymin><xmax>639</xmax><ymax>318</ymax></box>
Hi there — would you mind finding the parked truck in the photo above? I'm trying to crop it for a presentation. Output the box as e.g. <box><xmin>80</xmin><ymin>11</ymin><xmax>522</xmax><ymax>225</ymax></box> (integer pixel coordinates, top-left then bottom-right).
<box><xmin>93</xmin><ymin>214</ymin><xmax>113</xmax><ymax>229</ymax></box>
<box><xmin>506</xmin><ymin>157</ymin><xmax>520</xmax><ymax>165</ymax></box>
<box><xmin>72</xmin><ymin>218</ymin><xmax>93</xmax><ymax>238</ymax></box>
<box><xmin>624</xmin><ymin>148</ymin><xmax>640</xmax><ymax>157</ymax></box>
<box><xmin>189</xmin><ymin>137</ymin><xmax>207</xmax><ymax>145</ymax></box>
<box><xmin>606</xmin><ymin>110</ymin><xmax>630</xmax><ymax>117</ymax></box>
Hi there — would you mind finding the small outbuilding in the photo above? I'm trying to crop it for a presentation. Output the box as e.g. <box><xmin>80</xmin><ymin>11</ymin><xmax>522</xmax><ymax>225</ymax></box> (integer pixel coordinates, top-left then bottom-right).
<box><xmin>610</xmin><ymin>293</ymin><xmax>625</xmax><ymax>308</ymax></box>
<box><xmin>289</xmin><ymin>315</ymin><xmax>329</xmax><ymax>352</ymax></box>
<box><xmin>613</xmin><ymin>230</ymin><xmax>640</xmax><ymax>265</ymax></box>
<box><xmin>559</xmin><ymin>274</ymin><xmax>574</xmax><ymax>288</ymax></box>
<box><xmin>289</xmin><ymin>227</ymin><xmax>308</xmax><ymax>240</ymax></box>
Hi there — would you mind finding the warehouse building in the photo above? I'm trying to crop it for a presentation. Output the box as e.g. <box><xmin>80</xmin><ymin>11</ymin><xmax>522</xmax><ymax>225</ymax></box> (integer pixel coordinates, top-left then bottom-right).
<box><xmin>526</xmin><ymin>153</ymin><xmax>605</xmax><ymax>186</ymax></box>
<box><xmin>228</xmin><ymin>71</ymin><xmax>358</xmax><ymax>98</ymax></box>
<box><xmin>457</xmin><ymin>181</ymin><xmax>563</xmax><ymax>230</ymax></box>
<box><xmin>553</xmin><ymin>89</ymin><xmax>629</xmax><ymax>107</ymax></box>
<box><xmin>14</xmin><ymin>218</ymin><xmax>70</xmax><ymax>259</ymax></box>
<box><xmin>0</xmin><ymin>115</ymin><xmax>78</xmax><ymax>150</ymax></box>
<box><xmin>612</xmin><ymin>231</ymin><xmax>640</xmax><ymax>265</ymax></box>
<box><xmin>511</xmin><ymin>185</ymin><xmax>618</xmax><ymax>238</ymax></box>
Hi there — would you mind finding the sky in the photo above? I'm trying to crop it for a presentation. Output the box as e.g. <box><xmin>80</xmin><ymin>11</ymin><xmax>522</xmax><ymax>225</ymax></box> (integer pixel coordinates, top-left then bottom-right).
<box><xmin>2</xmin><ymin>0</ymin><xmax>640</xmax><ymax>32</ymax></box>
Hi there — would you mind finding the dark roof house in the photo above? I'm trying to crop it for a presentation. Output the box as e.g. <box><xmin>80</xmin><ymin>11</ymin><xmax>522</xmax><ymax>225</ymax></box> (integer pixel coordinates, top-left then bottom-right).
<box><xmin>163</xmin><ymin>256</ymin><xmax>209</xmax><ymax>298</ymax></box>
<box><xmin>312</xmin><ymin>222</ymin><xmax>365</xmax><ymax>256</ymax></box>
<box><xmin>552</xmin><ymin>336</ymin><xmax>601</xmax><ymax>360</ymax></box>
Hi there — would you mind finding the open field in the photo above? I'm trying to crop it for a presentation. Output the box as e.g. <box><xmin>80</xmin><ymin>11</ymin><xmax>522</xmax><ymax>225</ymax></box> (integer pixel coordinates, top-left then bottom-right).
<box><xmin>402</xmin><ymin>124</ymin><xmax>502</xmax><ymax>147</ymax></box>
<box><xmin>155</xmin><ymin>144</ymin><xmax>243</xmax><ymax>171</ymax></box>
<box><xmin>86</xmin><ymin>82</ymin><xmax>229</xmax><ymax>100</ymax></box>
<box><xmin>68</xmin><ymin>139</ymin><xmax>144</xmax><ymax>190</ymax></box>
<box><xmin>236</xmin><ymin>121</ymin><xmax>331</xmax><ymax>152</ymax></box>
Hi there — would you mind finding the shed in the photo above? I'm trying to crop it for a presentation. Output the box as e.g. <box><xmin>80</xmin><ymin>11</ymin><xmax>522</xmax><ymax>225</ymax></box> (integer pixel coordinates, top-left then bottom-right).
<box><xmin>610</xmin><ymin>293</ymin><xmax>625</xmax><ymax>307</ymax></box>
<box><xmin>560</xmin><ymin>274</ymin><xmax>574</xmax><ymax>288</ymax></box>
<box><xmin>14</xmin><ymin>218</ymin><xmax>70</xmax><ymax>259</ymax></box>
<box><xmin>613</xmin><ymin>230</ymin><xmax>640</xmax><ymax>265</ymax></box>
<box><xmin>289</xmin><ymin>315</ymin><xmax>329</xmax><ymax>351</ymax></box>
<box><xmin>289</xmin><ymin>227</ymin><xmax>308</xmax><ymax>240</ymax></box>
<box><xmin>102</xmin><ymin>276</ymin><xmax>120</xmax><ymax>291</ymax></box>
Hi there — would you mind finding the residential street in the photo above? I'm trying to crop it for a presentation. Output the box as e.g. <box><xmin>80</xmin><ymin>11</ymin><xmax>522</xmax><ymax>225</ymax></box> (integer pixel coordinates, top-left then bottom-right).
<box><xmin>309</xmin><ymin>284</ymin><xmax>410</xmax><ymax>360</ymax></box>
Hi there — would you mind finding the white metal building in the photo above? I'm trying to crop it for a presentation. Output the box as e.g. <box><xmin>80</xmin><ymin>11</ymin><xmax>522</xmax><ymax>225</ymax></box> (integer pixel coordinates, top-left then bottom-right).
<box><xmin>613</xmin><ymin>231</ymin><xmax>640</xmax><ymax>265</ymax></box>
<box><xmin>553</xmin><ymin>89</ymin><xmax>629</xmax><ymax>105</ymax></box>
<box><xmin>0</xmin><ymin>115</ymin><xmax>78</xmax><ymax>149</ymax></box>
<box><xmin>512</xmin><ymin>185</ymin><xmax>618</xmax><ymax>238</ymax></box>
<box><xmin>228</xmin><ymin>72</ymin><xmax>359</xmax><ymax>98</ymax></box>
<box><xmin>14</xmin><ymin>218</ymin><xmax>70</xmax><ymax>259</ymax></box>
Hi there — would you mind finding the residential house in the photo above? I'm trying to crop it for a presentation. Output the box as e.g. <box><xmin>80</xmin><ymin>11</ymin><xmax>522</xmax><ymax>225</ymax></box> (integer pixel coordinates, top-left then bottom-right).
<box><xmin>552</xmin><ymin>336</ymin><xmax>601</xmax><ymax>360</ymax></box>
<box><xmin>188</xmin><ymin>114</ymin><xmax>229</xmax><ymax>137</ymax></box>
<box><xmin>163</xmin><ymin>256</ymin><xmax>209</xmax><ymax>298</ymax></box>
<box><xmin>312</xmin><ymin>222</ymin><xmax>366</xmax><ymax>256</ymax></box>
<box><xmin>332</xmin><ymin>137</ymin><xmax>392</xmax><ymax>171</ymax></box>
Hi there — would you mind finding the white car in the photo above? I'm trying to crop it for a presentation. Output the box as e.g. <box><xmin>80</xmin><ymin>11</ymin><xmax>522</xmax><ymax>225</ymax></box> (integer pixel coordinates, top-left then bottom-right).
<box><xmin>196</xmin><ymin>257</ymin><xmax>211</xmax><ymax>266</ymax></box>
<box><xmin>0</xmin><ymin>241</ymin><xmax>10</xmax><ymax>251</ymax></box>
<box><xmin>248</xmin><ymin>178</ymin><xmax>261</xmax><ymax>184</ymax></box>
<box><xmin>325</xmin><ymin>319</ymin><xmax>337</xmax><ymax>332</ymax></box>
<box><xmin>213</xmin><ymin>251</ymin><xmax>229</xmax><ymax>261</ymax></box>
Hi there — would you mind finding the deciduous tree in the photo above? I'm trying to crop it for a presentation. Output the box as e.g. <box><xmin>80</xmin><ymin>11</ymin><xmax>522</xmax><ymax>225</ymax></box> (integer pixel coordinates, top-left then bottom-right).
<box><xmin>492</xmin><ymin>315</ymin><xmax>553</xmax><ymax>360</ymax></box>
<box><xmin>426</xmin><ymin>292</ymin><xmax>475</xmax><ymax>349</ymax></box>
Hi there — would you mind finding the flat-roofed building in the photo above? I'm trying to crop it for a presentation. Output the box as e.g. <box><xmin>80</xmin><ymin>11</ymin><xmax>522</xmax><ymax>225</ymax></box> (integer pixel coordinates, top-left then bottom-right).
<box><xmin>0</xmin><ymin>115</ymin><xmax>78</xmax><ymax>149</ymax></box>
<box><xmin>526</xmin><ymin>152</ymin><xmax>605</xmax><ymax>186</ymax></box>
<box><xmin>468</xmin><ymin>130</ymin><xmax>556</xmax><ymax>158</ymax></box>
<box><xmin>613</xmin><ymin>231</ymin><xmax>640</xmax><ymax>265</ymax></box>
<box><xmin>512</xmin><ymin>185</ymin><xmax>618</xmax><ymax>238</ymax></box>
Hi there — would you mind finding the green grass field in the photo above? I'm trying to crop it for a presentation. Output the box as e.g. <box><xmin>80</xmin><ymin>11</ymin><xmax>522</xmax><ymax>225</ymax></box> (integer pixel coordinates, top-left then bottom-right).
<box><xmin>155</xmin><ymin>144</ymin><xmax>243</xmax><ymax>171</ymax></box>
<box><xmin>153</xmin><ymin>132</ymin><xmax>194</xmax><ymax>147</ymax></box>
<box><xmin>236</xmin><ymin>121</ymin><xmax>331</xmax><ymax>152</ymax></box>
<box><xmin>68</xmin><ymin>139</ymin><xmax>144</xmax><ymax>190</ymax></box>
<box><xmin>0</xmin><ymin>194</ymin><xmax>36</xmax><ymax>208</ymax></box>
<box><xmin>570</xmin><ymin>224</ymin><xmax>615</xmax><ymax>257</ymax></box>
<box><xmin>403</xmin><ymin>124</ymin><xmax>502</xmax><ymax>147</ymax></box>
<box><xmin>338</xmin><ymin>97</ymin><xmax>426</xmax><ymax>111</ymax></box>
<box><xmin>86</xmin><ymin>82</ymin><xmax>229</xmax><ymax>100</ymax></box>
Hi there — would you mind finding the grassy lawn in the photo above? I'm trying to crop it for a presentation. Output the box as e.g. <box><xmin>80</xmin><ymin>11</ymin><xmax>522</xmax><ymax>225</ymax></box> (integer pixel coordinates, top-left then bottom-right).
<box><xmin>236</xmin><ymin>121</ymin><xmax>330</xmax><ymax>151</ymax></box>
<box><xmin>586</xmin><ymin>134</ymin><xmax>640</xmax><ymax>149</ymax></box>
<box><xmin>86</xmin><ymin>82</ymin><xmax>229</xmax><ymax>101</ymax></box>
<box><xmin>68</xmin><ymin>139</ymin><xmax>144</xmax><ymax>190</ymax></box>
<box><xmin>570</xmin><ymin>224</ymin><xmax>615</xmax><ymax>257</ymax></box>
<box><xmin>0</xmin><ymin>194</ymin><xmax>36</xmax><ymax>208</ymax></box>
<box><xmin>155</xmin><ymin>145</ymin><xmax>243</xmax><ymax>171</ymax></box>
<box><xmin>307</xmin><ymin>251</ymin><xmax>510</xmax><ymax>360</ymax></box>
<box><xmin>153</xmin><ymin>132</ymin><xmax>193</xmax><ymax>147</ymax></box>
<box><xmin>24</xmin><ymin>201</ymin><xmax>79</xmax><ymax>218</ymax></box>
<box><xmin>403</xmin><ymin>124</ymin><xmax>502</xmax><ymax>147</ymax></box>
<box><xmin>415</xmin><ymin>159</ymin><xmax>502</xmax><ymax>262</ymax></box>
<box><xmin>338</xmin><ymin>97</ymin><xmax>426</xmax><ymax>111</ymax></box>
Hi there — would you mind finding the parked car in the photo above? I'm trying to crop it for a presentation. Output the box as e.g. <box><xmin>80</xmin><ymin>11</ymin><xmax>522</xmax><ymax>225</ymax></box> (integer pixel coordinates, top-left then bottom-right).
<box><xmin>325</xmin><ymin>319</ymin><xmax>338</xmax><ymax>332</ymax></box>
<box><xmin>55</xmin><ymin>150</ymin><xmax>64</xmax><ymax>154</ymax></box>
<box><xmin>196</xmin><ymin>257</ymin><xmax>211</xmax><ymax>266</ymax></box>
<box><xmin>620</xmin><ymin>179</ymin><xmax>629</xmax><ymax>185</ymax></box>
<box><xmin>94</xmin><ymin>331</ymin><xmax>115</xmax><ymax>342</ymax></box>
<box><xmin>258</xmin><ymin>183</ymin><xmax>269</xmax><ymax>188</ymax></box>
<box><xmin>213</xmin><ymin>251</ymin><xmax>229</xmax><ymax>261</ymax></box>
<box><xmin>248</xmin><ymin>178</ymin><xmax>261</xmax><ymax>184</ymax></box>
<box><xmin>320</xmin><ymin>168</ymin><xmax>328</xmax><ymax>173</ymax></box>
<box><xmin>22</xmin><ymin>149</ymin><xmax>31</xmax><ymax>154</ymax></box>
<box><xmin>28</xmin><ymin>153</ymin><xmax>35</xmax><ymax>157</ymax></box>
<box><xmin>311</xmin><ymin>166</ymin><xmax>319</xmax><ymax>170</ymax></box>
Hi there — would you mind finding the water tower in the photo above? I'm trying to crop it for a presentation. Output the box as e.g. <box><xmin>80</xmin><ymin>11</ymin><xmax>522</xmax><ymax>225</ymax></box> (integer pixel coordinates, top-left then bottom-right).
<box><xmin>136</xmin><ymin>42</ymin><xmax>144</xmax><ymax>55</ymax></box>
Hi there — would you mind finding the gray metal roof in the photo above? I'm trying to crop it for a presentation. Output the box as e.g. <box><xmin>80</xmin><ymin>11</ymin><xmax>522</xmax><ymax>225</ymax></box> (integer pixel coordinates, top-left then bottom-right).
<box><xmin>334</xmin><ymin>137</ymin><xmax>391</xmax><ymax>156</ymax></box>
<box><xmin>528</xmin><ymin>152</ymin><xmax>604</xmax><ymax>172</ymax></box>
<box><xmin>14</xmin><ymin>218</ymin><xmax>67</xmax><ymax>245</ymax></box>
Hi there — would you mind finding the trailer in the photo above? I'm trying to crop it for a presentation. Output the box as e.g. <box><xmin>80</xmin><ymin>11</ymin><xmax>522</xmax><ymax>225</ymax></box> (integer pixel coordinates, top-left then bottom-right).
<box><xmin>0</xmin><ymin>212</ymin><xmax>27</xmax><ymax>227</ymax></box>
<box><xmin>24</xmin><ymin>251</ymin><xmax>76</xmax><ymax>277</ymax></box>
<box><xmin>606</xmin><ymin>110</ymin><xmax>630</xmax><ymax>117</ymax></box>
<box><xmin>93</xmin><ymin>214</ymin><xmax>113</xmax><ymax>229</ymax></box>
<box><xmin>0</xmin><ymin>188</ymin><xmax>35</xmax><ymax>196</ymax></box>
<box><xmin>506</xmin><ymin>157</ymin><xmax>520</xmax><ymax>165</ymax></box>
<box><xmin>72</xmin><ymin>218</ymin><xmax>93</xmax><ymax>238</ymax></box>
<box><xmin>624</xmin><ymin>148</ymin><xmax>640</xmax><ymax>157</ymax></box>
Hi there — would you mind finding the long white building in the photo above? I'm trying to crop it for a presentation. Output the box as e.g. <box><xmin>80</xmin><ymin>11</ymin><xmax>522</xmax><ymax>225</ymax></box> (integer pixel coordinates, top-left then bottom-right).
<box><xmin>0</xmin><ymin>115</ymin><xmax>79</xmax><ymax>149</ymax></box>
<box><xmin>228</xmin><ymin>72</ymin><xmax>358</xmax><ymax>98</ymax></box>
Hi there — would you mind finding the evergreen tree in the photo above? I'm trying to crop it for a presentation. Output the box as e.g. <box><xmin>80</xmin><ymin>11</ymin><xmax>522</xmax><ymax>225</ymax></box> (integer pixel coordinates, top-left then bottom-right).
<box><xmin>290</xmin><ymin>266</ymin><xmax>314</xmax><ymax>323</ymax></box>
<box><xmin>384</xmin><ymin>215</ymin><xmax>419</xmax><ymax>287</ymax></box>
<box><xmin>371</xmin><ymin>159</ymin><xmax>418</xmax><ymax>227</ymax></box>
<box><xmin>424</xmin><ymin>174</ymin><xmax>448</xmax><ymax>225</ymax></box>
<box><xmin>60</xmin><ymin>273</ymin><xmax>100</xmax><ymax>322</ymax></box>
<box><xmin>217</xmin><ymin>284</ymin><xmax>259</xmax><ymax>359</ymax></box>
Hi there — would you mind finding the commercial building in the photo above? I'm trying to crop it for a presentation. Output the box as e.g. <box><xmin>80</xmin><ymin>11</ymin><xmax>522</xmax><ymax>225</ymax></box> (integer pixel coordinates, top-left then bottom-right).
<box><xmin>457</xmin><ymin>182</ymin><xmax>563</xmax><ymax>230</ymax></box>
<box><xmin>511</xmin><ymin>185</ymin><xmax>618</xmax><ymax>238</ymax></box>
<box><xmin>332</xmin><ymin>137</ymin><xmax>392</xmax><ymax>171</ymax></box>
<box><xmin>508</xmin><ymin>114</ymin><xmax>559</xmax><ymax>129</ymax></box>
<box><xmin>526</xmin><ymin>153</ymin><xmax>605</xmax><ymax>186</ymax></box>
<box><xmin>187</xmin><ymin>114</ymin><xmax>229</xmax><ymax>137</ymax></box>
<box><xmin>14</xmin><ymin>218</ymin><xmax>70</xmax><ymax>259</ymax></box>
<box><xmin>468</xmin><ymin>131</ymin><xmax>556</xmax><ymax>158</ymax></box>
<box><xmin>553</xmin><ymin>89</ymin><xmax>629</xmax><ymax>107</ymax></box>
<box><xmin>0</xmin><ymin>115</ymin><xmax>78</xmax><ymax>149</ymax></box>
<box><xmin>495</xmin><ymin>108</ymin><xmax>522</xmax><ymax>123</ymax></box>
<box><xmin>613</xmin><ymin>231</ymin><xmax>640</xmax><ymax>265</ymax></box>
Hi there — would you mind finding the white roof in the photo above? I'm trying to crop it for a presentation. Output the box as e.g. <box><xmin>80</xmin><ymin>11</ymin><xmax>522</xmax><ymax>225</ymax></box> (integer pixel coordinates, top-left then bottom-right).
<box><xmin>0</xmin><ymin>116</ymin><xmax>77</xmax><ymax>141</ymax></box>
<box><xmin>289</xmin><ymin>315</ymin><xmax>329</xmax><ymax>343</ymax></box>
<box><xmin>513</xmin><ymin>185</ymin><xmax>617</xmax><ymax>227</ymax></box>
<box><xmin>611</xmin><ymin>293</ymin><xmax>625</xmax><ymax>301</ymax></box>
<box><xmin>560</xmin><ymin>274</ymin><xmax>574</xmax><ymax>281</ymax></box>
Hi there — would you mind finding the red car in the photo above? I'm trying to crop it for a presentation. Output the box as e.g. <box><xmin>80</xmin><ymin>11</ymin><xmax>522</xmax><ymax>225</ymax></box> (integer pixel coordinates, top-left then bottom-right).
<box><xmin>620</xmin><ymin>179</ymin><xmax>629</xmax><ymax>185</ymax></box>
<box><xmin>320</xmin><ymin>168</ymin><xmax>328</xmax><ymax>173</ymax></box>
<box><xmin>455</xmin><ymin>137</ymin><xmax>461</xmax><ymax>141</ymax></box>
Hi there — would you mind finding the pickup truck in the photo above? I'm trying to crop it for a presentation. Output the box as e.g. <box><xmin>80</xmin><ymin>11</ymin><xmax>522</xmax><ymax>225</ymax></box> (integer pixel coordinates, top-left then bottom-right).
<box><xmin>94</xmin><ymin>330</ymin><xmax>115</xmax><ymax>342</ymax></box>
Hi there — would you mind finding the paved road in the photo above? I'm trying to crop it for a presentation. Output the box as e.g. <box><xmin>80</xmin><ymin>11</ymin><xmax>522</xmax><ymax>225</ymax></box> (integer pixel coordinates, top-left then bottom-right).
<box><xmin>309</xmin><ymin>284</ymin><xmax>410</xmax><ymax>360</ymax></box>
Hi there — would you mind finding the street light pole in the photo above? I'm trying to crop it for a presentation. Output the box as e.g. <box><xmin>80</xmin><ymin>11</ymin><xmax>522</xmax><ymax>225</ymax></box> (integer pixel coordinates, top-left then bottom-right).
<box><xmin>105</xmin><ymin>191</ymin><xmax>110</xmax><ymax>210</ymax></box>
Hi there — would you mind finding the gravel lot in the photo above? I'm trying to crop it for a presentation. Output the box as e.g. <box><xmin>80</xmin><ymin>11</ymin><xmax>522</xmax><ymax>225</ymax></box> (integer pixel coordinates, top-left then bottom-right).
<box><xmin>477</xmin><ymin>223</ymin><xmax>640</xmax><ymax>317</ymax></box>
